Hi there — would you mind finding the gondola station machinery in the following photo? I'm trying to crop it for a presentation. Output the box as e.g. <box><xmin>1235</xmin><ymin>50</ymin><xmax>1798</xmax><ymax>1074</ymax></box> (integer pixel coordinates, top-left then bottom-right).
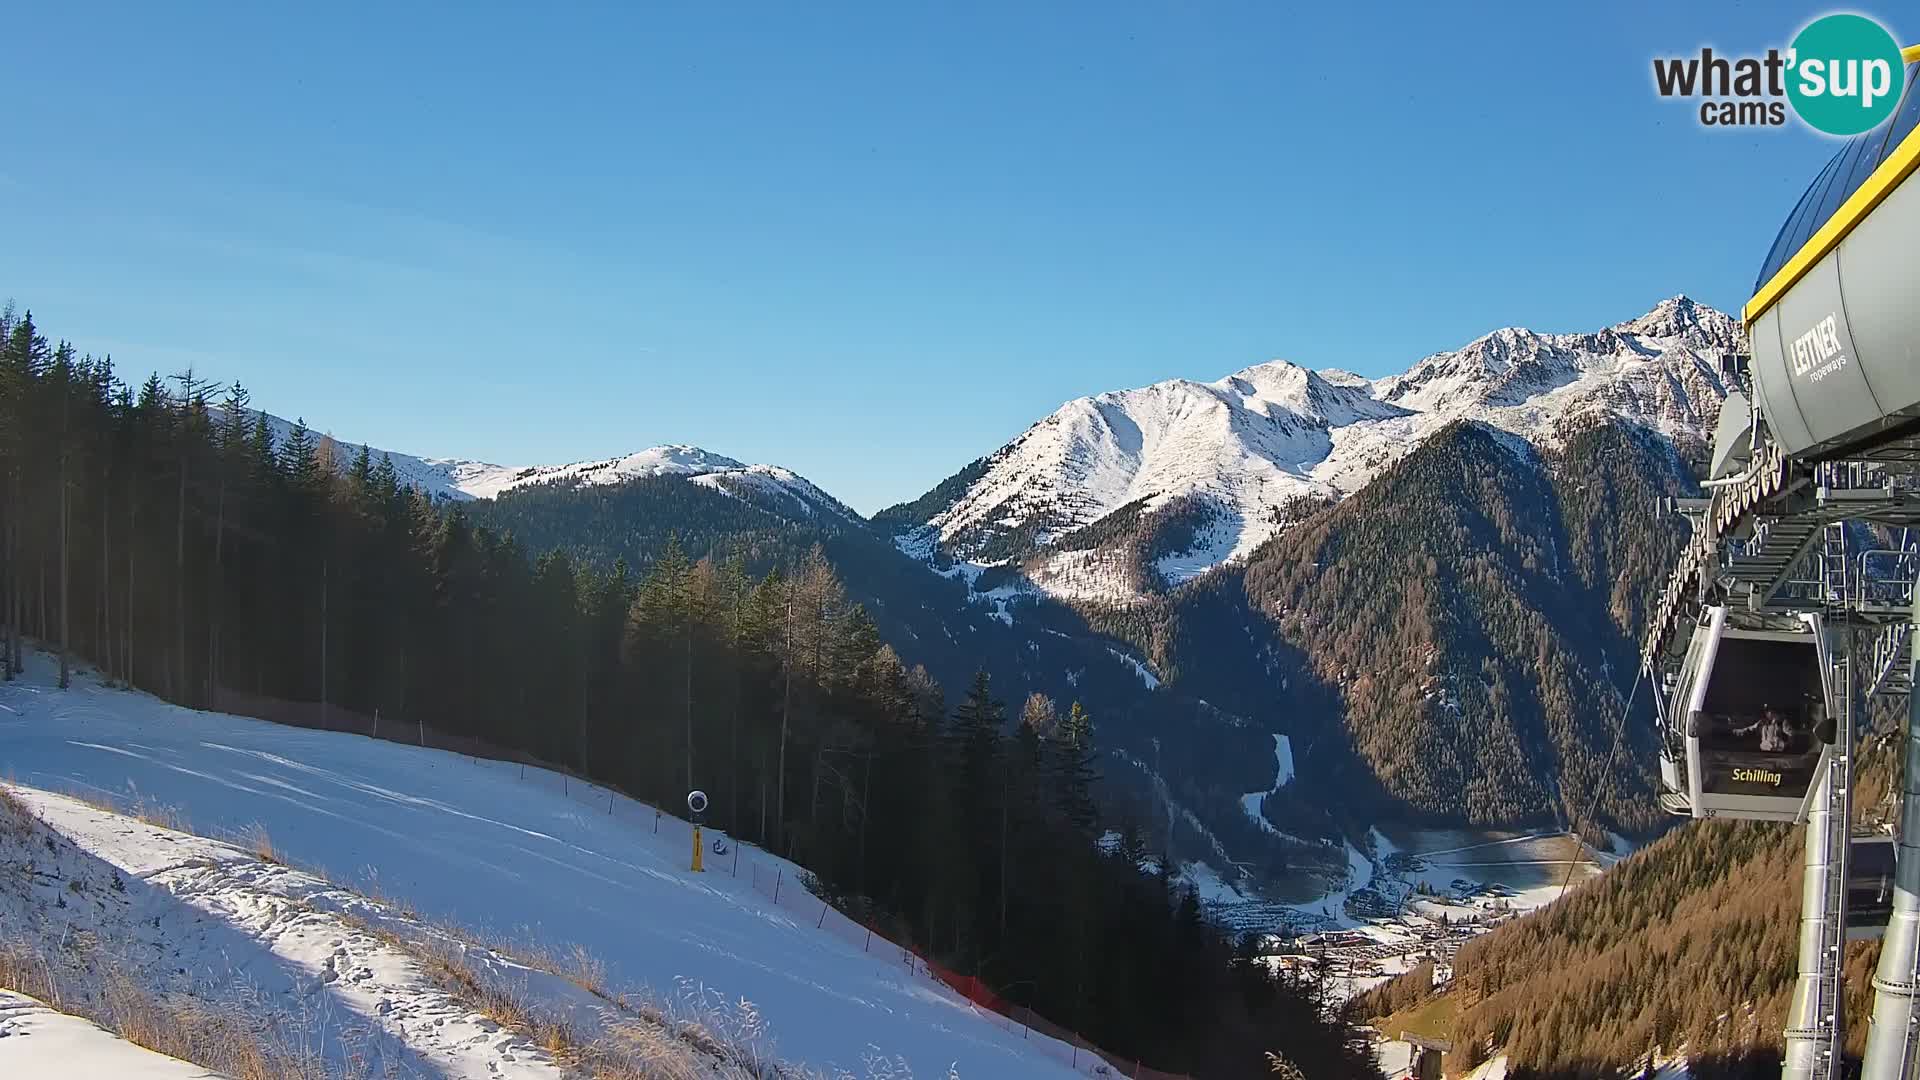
<box><xmin>1641</xmin><ymin>45</ymin><xmax>1920</xmax><ymax>1080</ymax></box>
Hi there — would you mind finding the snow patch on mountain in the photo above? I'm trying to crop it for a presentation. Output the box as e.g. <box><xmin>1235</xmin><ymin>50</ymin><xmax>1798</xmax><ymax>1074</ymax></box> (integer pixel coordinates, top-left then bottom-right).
<box><xmin>1154</xmin><ymin>515</ymin><xmax>1242</xmax><ymax>586</ymax></box>
<box><xmin>1107</xmin><ymin>648</ymin><xmax>1161</xmax><ymax>690</ymax></box>
<box><xmin>1238</xmin><ymin>734</ymin><xmax>1295</xmax><ymax>838</ymax></box>
<box><xmin>1269</xmin><ymin>733</ymin><xmax>1296</xmax><ymax>787</ymax></box>
<box><xmin>689</xmin><ymin>463</ymin><xmax>861</xmax><ymax>520</ymax></box>
<box><xmin>1236</xmin><ymin>730</ymin><xmax>1297</xmax><ymax>834</ymax></box>
<box><xmin>1176</xmin><ymin>860</ymin><xmax>1252</xmax><ymax>906</ymax></box>
<box><xmin>1023</xmin><ymin>548</ymin><xmax>1143</xmax><ymax>605</ymax></box>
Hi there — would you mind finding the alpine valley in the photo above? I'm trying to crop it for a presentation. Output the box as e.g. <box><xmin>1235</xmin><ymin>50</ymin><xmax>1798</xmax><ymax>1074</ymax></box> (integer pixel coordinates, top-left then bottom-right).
<box><xmin>291</xmin><ymin>295</ymin><xmax>1738</xmax><ymax>930</ymax></box>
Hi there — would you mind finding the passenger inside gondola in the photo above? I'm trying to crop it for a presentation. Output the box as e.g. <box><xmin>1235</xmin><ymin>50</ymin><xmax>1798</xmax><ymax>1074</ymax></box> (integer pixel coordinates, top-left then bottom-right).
<box><xmin>1692</xmin><ymin>635</ymin><xmax>1826</xmax><ymax>797</ymax></box>
<box><xmin>1726</xmin><ymin>705</ymin><xmax>1808</xmax><ymax>754</ymax></box>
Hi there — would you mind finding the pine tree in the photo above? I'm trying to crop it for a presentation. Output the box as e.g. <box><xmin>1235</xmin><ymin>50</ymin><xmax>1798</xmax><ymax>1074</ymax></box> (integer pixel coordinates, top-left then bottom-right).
<box><xmin>1055</xmin><ymin>700</ymin><xmax>1101</xmax><ymax>838</ymax></box>
<box><xmin>629</xmin><ymin>532</ymin><xmax>695</xmax><ymax>794</ymax></box>
<box><xmin>51</xmin><ymin>342</ymin><xmax>76</xmax><ymax>688</ymax></box>
<box><xmin>947</xmin><ymin>670</ymin><xmax>1004</xmax><ymax>961</ymax></box>
<box><xmin>169</xmin><ymin>368</ymin><xmax>214</xmax><ymax>704</ymax></box>
<box><xmin>208</xmin><ymin>381</ymin><xmax>251</xmax><ymax>695</ymax></box>
<box><xmin>279</xmin><ymin>418</ymin><xmax>317</xmax><ymax>494</ymax></box>
<box><xmin>2</xmin><ymin>312</ymin><xmax>51</xmax><ymax>679</ymax></box>
<box><xmin>349</xmin><ymin>443</ymin><xmax>375</xmax><ymax>508</ymax></box>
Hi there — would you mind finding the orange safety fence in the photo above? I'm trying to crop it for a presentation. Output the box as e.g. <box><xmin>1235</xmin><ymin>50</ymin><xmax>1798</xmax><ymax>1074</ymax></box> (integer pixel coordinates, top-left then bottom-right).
<box><xmin>208</xmin><ymin>686</ymin><xmax>1192</xmax><ymax>1080</ymax></box>
<box><xmin>739</xmin><ymin>860</ymin><xmax>1188</xmax><ymax>1079</ymax></box>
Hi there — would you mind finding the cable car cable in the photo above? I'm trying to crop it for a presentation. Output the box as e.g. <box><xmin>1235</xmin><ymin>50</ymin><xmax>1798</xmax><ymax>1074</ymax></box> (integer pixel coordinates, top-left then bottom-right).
<box><xmin>1557</xmin><ymin>668</ymin><xmax>1646</xmax><ymax>901</ymax></box>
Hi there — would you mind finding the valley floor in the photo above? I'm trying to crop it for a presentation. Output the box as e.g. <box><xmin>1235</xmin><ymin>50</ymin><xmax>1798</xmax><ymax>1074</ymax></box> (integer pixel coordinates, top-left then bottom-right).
<box><xmin>0</xmin><ymin>651</ymin><xmax>1088</xmax><ymax>1079</ymax></box>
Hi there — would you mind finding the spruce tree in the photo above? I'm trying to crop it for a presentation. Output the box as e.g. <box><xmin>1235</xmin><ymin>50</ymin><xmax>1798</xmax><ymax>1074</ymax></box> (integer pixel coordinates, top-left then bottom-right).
<box><xmin>1055</xmin><ymin>700</ymin><xmax>1101</xmax><ymax>838</ymax></box>
<box><xmin>280</xmin><ymin>419</ymin><xmax>318</xmax><ymax>495</ymax></box>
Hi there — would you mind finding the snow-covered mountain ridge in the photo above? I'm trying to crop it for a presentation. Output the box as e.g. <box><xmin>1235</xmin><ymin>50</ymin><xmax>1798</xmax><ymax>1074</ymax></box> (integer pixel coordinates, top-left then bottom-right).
<box><xmin>253</xmin><ymin>411</ymin><xmax>856</xmax><ymax>521</ymax></box>
<box><xmin>896</xmin><ymin>296</ymin><xmax>1737</xmax><ymax>599</ymax></box>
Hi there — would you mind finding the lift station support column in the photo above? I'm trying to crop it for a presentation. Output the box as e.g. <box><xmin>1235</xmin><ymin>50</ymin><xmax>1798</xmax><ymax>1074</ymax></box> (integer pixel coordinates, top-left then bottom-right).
<box><xmin>1786</xmin><ymin>725</ymin><xmax>1851</xmax><ymax>1080</ymax></box>
<box><xmin>1862</xmin><ymin>580</ymin><xmax>1920</xmax><ymax>1080</ymax></box>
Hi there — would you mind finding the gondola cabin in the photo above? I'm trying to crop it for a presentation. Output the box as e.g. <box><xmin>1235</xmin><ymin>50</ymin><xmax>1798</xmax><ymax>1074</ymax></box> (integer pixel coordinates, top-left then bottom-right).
<box><xmin>1848</xmin><ymin>834</ymin><xmax>1897</xmax><ymax>941</ymax></box>
<box><xmin>1667</xmin><ymin>605</ymin><xmax>1835</xmax><ymax>822</ymax></box>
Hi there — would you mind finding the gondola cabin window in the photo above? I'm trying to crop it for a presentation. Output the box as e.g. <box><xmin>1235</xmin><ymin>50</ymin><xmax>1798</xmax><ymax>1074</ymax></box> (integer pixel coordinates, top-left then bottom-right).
<box><xmin>1693</xmin><ymin>636</ymin><xmax>1826</xmax><ymax>797</ymax></box>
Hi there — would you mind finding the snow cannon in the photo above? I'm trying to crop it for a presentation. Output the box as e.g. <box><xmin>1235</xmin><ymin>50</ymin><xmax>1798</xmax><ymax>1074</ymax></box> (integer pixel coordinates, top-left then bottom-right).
<box><xmin>687</xmin><ymin>790</ymin><xmax>709</xmax><ymax>872</ymax></box>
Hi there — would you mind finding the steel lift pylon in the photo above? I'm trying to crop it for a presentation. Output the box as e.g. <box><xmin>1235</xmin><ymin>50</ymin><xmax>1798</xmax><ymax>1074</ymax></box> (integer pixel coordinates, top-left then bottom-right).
<box><xmin>1641</xmin><ymin>48</ymin><xmax>1920</xmax><ymax>1072</ymax></box>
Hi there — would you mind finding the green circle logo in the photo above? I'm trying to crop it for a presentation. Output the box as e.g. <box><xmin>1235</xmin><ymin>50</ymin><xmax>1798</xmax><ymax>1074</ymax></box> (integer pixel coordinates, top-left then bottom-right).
<box><xmin>1787</xmin><ymin>14</ymin><xmax>1906</xmax><ymax>135</ymax></box>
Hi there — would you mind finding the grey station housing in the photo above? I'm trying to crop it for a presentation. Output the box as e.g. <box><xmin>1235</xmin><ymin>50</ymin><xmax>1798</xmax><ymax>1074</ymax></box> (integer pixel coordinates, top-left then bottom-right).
<box><xmin>1747</xmin><ymin>63</ymin><xmax>1920</xmax><ymax>460</ymax></box>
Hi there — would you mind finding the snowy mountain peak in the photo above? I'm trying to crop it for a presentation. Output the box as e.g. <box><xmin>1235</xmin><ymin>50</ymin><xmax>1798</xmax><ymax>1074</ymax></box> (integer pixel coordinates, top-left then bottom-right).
<box><xmin>605</xmin><ymin>444</ymin><xmax>748</xmax><ymax>475</ymax></box>
<box><xmin>440</xmin><ymin>444</ymin><xmax>856</xmax><ymax>520</ymax></box>
<box><xmin>1374</xmin><ymin>298</ymin><xmax>1735</xmax><ymax>418</ymax></box>
<box><xmin>1311</xmin><ymin>368</ymin><xmax>1376</xmax><ymax>392</ymax></box>
<box><xmin>450</xmin><ymin>444</ymin><xmax>754</xmax><ymax>499</ymax></box>
<box><xmin>903</xmin><ymin>297</ymin><xmax>1740</xmax><ymax>602</ymax></box>
<box><xmin>1217</xmin><ymin>360</ymin><xmax>1410</xmax><ymax>428</ymax></box>
<box><xmin>1617</xmin><ymin>294</ymin><xmax>1719</xmax><ymax>339</ymax></box>
<box><xmin>1220</xmin><ymin>357</ymin><xmax>1315</xmax><ymax>391</ymax></box>
<box><xmin>243</xmin><ymin>412</ymin><xmax>852</xmax><ymax>521</ymax></box>
<box><xmin>1216</xmin><ymin>360</ymin><xmax>1327</xmax><ymax>410</ymax></box>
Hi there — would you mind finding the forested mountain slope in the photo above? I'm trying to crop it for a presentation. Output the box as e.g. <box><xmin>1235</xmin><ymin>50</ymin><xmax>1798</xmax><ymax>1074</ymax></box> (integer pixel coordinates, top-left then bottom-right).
<box><xmin>1238</xmin><ymin>418</ymin><xmax>1689</xmax><ymax>831</ymax></box>
<box><xmin>1090</xmin><ymin>416</ymin><xmax>1696</xmax><ymax>835</ymax></box>
<box><xmin>1356</xmin><ymin>739</ymin><xmax>1903</xmax><ymax>1077</ymax></box>
<box><xmin>463</xmin><ymin>453</ymin><xmax>1337</xmax><ymax>888</ymax></box>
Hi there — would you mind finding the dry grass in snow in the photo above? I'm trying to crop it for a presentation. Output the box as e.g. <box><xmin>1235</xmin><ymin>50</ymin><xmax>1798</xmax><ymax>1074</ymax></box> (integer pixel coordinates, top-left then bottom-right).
<box><xmin>2</xmin><ymin>782</ymin><xmax>942</xmax><ymax>1079</ymax></box>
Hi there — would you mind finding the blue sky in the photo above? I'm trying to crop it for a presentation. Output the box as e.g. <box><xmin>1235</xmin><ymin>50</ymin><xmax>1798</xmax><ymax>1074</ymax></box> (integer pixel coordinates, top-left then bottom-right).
<box><xmin>2</xmin><ymin>2</ymin><xmax>1900</xmax><ymax>513</ymax></box>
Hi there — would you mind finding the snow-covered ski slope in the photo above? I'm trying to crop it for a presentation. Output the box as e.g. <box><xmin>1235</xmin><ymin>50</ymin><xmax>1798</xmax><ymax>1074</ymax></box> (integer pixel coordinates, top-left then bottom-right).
<box><xmin>0</xmin><ymin>654</ymin><xmax>1085</xmax><ymax>1079</ymax></box>
<box><xmin>1</xmin><ymin>784</ymin><xmax>573</xmax><ymax>1079</ymax></box>
<box><xmin>0</xmin><ymin>991</ymin><xmax>220</xmax><ymax>1079</ymax></box>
